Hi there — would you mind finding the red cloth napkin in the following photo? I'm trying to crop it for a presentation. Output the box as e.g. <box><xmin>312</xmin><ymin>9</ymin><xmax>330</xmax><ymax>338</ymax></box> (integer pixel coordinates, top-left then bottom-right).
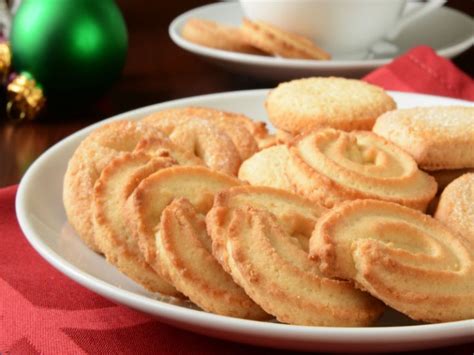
<box><xmin>1</xmin><ymin>47</ymin><xmax>473</xmax><ymax>354</ymax></box>
<box><xmin>364</xmin><ymin>45</ymin><xmax>474</xmax><ymax>101</ymax></box>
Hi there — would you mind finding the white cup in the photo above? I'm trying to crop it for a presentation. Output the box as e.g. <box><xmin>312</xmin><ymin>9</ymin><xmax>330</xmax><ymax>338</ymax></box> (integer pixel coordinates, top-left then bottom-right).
<box><xmin>240</xmin><ymin>0</ymin><xmax>446</xmax><ymax>59</ymax></box>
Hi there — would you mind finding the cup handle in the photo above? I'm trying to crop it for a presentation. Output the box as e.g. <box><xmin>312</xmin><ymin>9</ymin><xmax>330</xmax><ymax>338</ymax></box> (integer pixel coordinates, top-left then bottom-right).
<box><xmin>385</xmin><ymin>0</ymin><xmax>446</xmax><ymax>40</ymax></box>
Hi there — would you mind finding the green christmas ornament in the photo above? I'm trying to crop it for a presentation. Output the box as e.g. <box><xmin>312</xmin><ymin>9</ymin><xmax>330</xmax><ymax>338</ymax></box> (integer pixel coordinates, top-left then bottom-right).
<box><xmin>10</xmin><ymin>0</ymin><xmax>127</xmax><ymax>97</ymax></box>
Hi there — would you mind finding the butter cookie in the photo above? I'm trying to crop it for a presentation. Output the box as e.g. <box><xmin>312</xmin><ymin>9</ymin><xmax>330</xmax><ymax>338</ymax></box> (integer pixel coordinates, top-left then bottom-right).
<box><xmin>241</xmin><ymin>19</ymin><xmax>330</xmax><ymax>60</ymax></box>
<box><xmin>266</xmin><ymin>77</ymin><xmax>396</xmax><ymax>134</ymax></box>
<box><xmin>207</xmin><ymin>186</ymin><xmax>384</xmax><ymax>326</ymax></box>
<box><xmin>373</xmin><ymin>106</ymin><xmax>474</xmax><ymax>170</ymax></box>
<box><xmin>63</xmin><ymin>120</ymin><xmax>165</xmax><ymax>252</ymax></box>
<box><xmin>435</xmin><ymin>173</ymin><xmax>474</xmax><ymax>247</ymax></box>
<box><xmin>93</xmin><ymin>152</ymin><xmax>180</xmax><ymax>295</ymax></box>
<box><xmin>287</xmin><ymin>129</ymin><xmax>437</xmax><ymax>210</ymax></box>
<box><xmin>182</xmin><ymin>18</ymin><xmax>263</xmax><ymax>55</ymax></box>
<box><xmin>310</xmin><ymin>199</ymin><xmax>474</xmax><ymax>323</ymax></box>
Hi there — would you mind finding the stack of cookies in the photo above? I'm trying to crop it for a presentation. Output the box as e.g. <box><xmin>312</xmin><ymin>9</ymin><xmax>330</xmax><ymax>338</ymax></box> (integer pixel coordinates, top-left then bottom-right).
<box><xmin>63</xmin><ymin>77</ymin><xmax>474</xmax><ymax>326</ymax></box>
<box><xmin>181</xmin><ymin>18</ymin><xmax>331</xmax><ymax>60</ymax></box>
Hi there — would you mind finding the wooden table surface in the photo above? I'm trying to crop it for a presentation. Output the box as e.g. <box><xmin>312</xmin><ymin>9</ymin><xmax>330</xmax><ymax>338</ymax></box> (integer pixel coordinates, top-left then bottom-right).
<box><xmin>0</xmin><ymin>0</ymin><xmax>472</xmax><ymax>187</ymax></box>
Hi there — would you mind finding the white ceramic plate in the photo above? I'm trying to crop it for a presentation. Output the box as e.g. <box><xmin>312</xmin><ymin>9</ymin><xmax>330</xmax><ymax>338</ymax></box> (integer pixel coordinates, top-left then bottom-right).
<box><xmin>169</xmin><ymin>2</ymin><xmax>474</xmax><ymax>80</ymax></box>
<box><xmin>16</xmin><ymin>90</ymin><xmax>474</xmax><ymax>353</ymax></box>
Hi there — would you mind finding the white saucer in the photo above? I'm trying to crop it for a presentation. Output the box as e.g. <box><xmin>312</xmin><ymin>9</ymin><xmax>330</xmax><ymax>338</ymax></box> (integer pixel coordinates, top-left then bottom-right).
<box><xmin>169</xmin><ymin>2</ymin><xmax>473</xmax><ymax>79</ymax></box>
<box><xmin>16</xmin><ymin>90</ymin><xmax>474</xmax><ymax>353</ymax></box>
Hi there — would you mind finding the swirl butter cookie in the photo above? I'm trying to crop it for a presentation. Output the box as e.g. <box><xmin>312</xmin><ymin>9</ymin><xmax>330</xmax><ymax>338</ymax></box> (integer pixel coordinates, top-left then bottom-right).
<box><xmin>142</xmin><ymin>117</ymin><xmax>241</xmax><ymax>175</ymax></box>
<box><xmin>142</xmin><ymin>106</ymin><xmax>264</xmax><ymax>161</ymax></box>
<box><xmin>182</xmin><ymin>18</ymin><xmax>263</xmax><ymax>55</ymax></box>
<box><xmin>133</xmin><ymin>135</ymin><xmax>204</xmax><ymax>167</ymax></box>
<box><xmin>93</xmin><ymin>152</ymin><xmax>180</xmax><ymax>296</ymax></box>
<box><xmin>373</xmin><ymin>106</ymin><xmax>474</xmax><ymax>170</ymax></box>
<box><xmin>266</xmin><ymin>77</ymin><xmax>396</xmax><ymax>134</ymax></box>
<box><xmin>207</xmin><ymin>186</ymin><xmax>384</xmax><ymax>326</ymax></box>
<box><xmin>238</xmin><ymin>145</ymin><xmax>293</xmax><ymax>193</ymax></box>
<box><xmin>287</xmin><ymin>128</ymin><xmax>437</xmax><ymax>210</ymax></box>
<box><xmin>435</xmin><ymin>173</ymin><xmax>474</xmax><ymax>247</ymax></box>
<box><xmin>158</xmin><ymin>198</ymin><xmax>268</xmax><ymax>319</ymax></box>
<box><xmin>126</xmin><ymin>166</ymin><xmax>267</xmax><ymax>318</ymax></box>
<box><xmin>125</xmin><ymin>166</ymin><xmax>240</xmax><ymax>268</ymax></box>
<box><xmin>63</xmin><ymin>120</ymin><xmax>165</xmax><ymax>252</ymax></box>
<box><xmin>309</xmin><ymin>199</ymin><xmax>474</xmax><ymax>323</ymax></box>
<box><xmin>240</xmin><ymin>19</ymin><xmax>330</xmax><ymax>60</ymax></box>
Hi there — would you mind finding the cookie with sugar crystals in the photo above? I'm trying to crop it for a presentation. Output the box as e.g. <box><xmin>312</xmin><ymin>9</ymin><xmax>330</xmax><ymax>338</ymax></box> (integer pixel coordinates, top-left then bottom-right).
<box><xmin>266</xmin><ymin>77</ymin><xmax>396</xmax><ymax>134</ymax></box>
<box><xmin>182</xmin><ymin>18</ymin><xmax>263</xmax><ymax>55</ymax></box>
<box><xmin>240</xmin><ymin>18</ymin><xmax>331</xmax><ymax>60</ymax></box>
<box><xmin>143</xmin><ymin>116</ymin><xmax>241</xmax><ymax>175</ymax></box>
<box><xmin>63</xmin><ymin>120</ymin><xmax>166</xmax><ymax>252</ymax></box>
<box><xmin>435</xmin><ymin>173</ymin><xmax>474</xmax><ymax>247</ymax></box>
<box><xmin>373</xmin><ymin>106</ymin><xmax>474</xmax><ymax>171</ymax></box>
<box><xmin>142</xmin><ymin>106</ymin><xmax>262</xmax><ymax>162</ymax></box>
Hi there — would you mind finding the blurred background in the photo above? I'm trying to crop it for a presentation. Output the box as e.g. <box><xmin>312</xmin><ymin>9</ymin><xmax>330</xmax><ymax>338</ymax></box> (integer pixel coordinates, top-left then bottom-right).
<box><xmin>0</xmin><ymin>0</ymin><xmax>472</xmax><ymax>187</ymax></box>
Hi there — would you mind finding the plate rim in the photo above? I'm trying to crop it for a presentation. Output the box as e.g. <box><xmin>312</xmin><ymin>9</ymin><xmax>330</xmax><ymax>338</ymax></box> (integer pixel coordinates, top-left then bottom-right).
<box><xmin>15</xmin><ymin>89</ymin><xmax>474</xmax><ymax>351</ymax></box>
<box><xmin>168</xmin><ymin>2</ymin><xmax>474</xmax><ymax>69</ymax></box>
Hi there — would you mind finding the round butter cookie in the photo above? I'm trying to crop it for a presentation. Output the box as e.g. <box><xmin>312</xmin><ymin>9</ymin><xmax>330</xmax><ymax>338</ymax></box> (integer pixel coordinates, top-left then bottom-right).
<box><xmin>181</xmin><ymin>18</ymin><xmax>263</xmax><ymax>55</ymax></box>
<box><xmin>287</xmin><ymin>128</ymin><xmax>437</xmax><ymax>210</ymax></box>
<box><xmin>309</xmin><ymin>199</ymin><xmax>474</xmax><ymax>323</ymax></box>
<box><xmin>373</xmin><ymin>106</ymin><xmax>474</xmax><ymax>170</ymax></box>
<box><xmin>435</xmin><ymin>173</ymin><xmax>474</xmax><ymax>247</ymax></box>
<box><xmin>238</xmin><ymin>145</ymin><xmax>293</xmax><ymax>193</ymax></box>
<box><xmin>266</xmin><ymin>77</ymin><xmax>396</xmax><ymax>134</ymax></box>
<box><xmin>63</xmin><ymin>120</ymin><xmax>165</xmax><ymax>252</ymax></box>
<box><xmin>143</xmin><ymin>106</ymin><xmax>263</xmax><ymax>161</ymax></box>
<box><xmin>240</xmin><ymin>19</ymin><xmax>331</xmax><ymax>60</ymax></box>
<box><xmin>206</xmin><ymin>186</ymin><xmax>384</xmax><ymax>326</ymax></box>
<box><xmin>157</xmin><ymin>198</ymin><xmax>268</xmax><ymax>319</ymax></box>
<box><xmin>93</xmin><ymin>152</ymin><xmax>180</xmax><ymax>296</ymax></box>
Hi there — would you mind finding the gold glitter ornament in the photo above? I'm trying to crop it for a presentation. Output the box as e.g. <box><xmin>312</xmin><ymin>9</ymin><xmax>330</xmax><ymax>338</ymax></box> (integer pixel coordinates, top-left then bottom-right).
<box><xmin>7</xmin><ymin>73</ymin><xmax>45</xmax><ymax>122</ymax></box>
<box><xmin>0</xmin><ymin>41</ymin><xmax>11</xmax><ymax>84</ymax></box>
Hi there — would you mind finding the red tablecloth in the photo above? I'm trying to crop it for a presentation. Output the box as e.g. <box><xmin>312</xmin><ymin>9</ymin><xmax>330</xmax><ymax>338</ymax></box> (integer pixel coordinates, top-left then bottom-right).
<box><xmin>1</xmin><ymin>46</ymin><xmax>473</xmax><ymax>354</ymax></box>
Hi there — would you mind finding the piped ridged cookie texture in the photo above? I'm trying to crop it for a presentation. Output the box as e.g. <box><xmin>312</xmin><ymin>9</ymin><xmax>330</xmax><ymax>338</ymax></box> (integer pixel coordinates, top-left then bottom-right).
<box><xmin>286</xmin><ymin>128</ymin><xmax>437</xmax><ymax>210</ymax></box>
<box><xmin>92</xmin><ymin>152</ymin><xmax>180</xmax><ymax>296</ymax></box>
<box><xmin>207</xmin><ymin>186</ymin><xmax>384</xmax><ymax>326</ymax></box>
<box><xmin>125</xmin><ymin>166</ymin><xmax>268</xmax><ymax>318</ymax></box>
<box><xmin>142</xmin><ymin>106</ymin><xmax>264</xmax><ymax>162</ymax></box>
<box><xmin>157</xmin><ymin>198</ymin><xmax>269</xmax><ymax>319</ymax></box>
<box><xmin>310</xmin><ymin>199</ymin><xmax>474</xmax><ymax>323</ymax></box>
<box><xmin>63</xmin><ymin>120</ymin><xmax>166</xmax><ymax>252</ymax></box>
